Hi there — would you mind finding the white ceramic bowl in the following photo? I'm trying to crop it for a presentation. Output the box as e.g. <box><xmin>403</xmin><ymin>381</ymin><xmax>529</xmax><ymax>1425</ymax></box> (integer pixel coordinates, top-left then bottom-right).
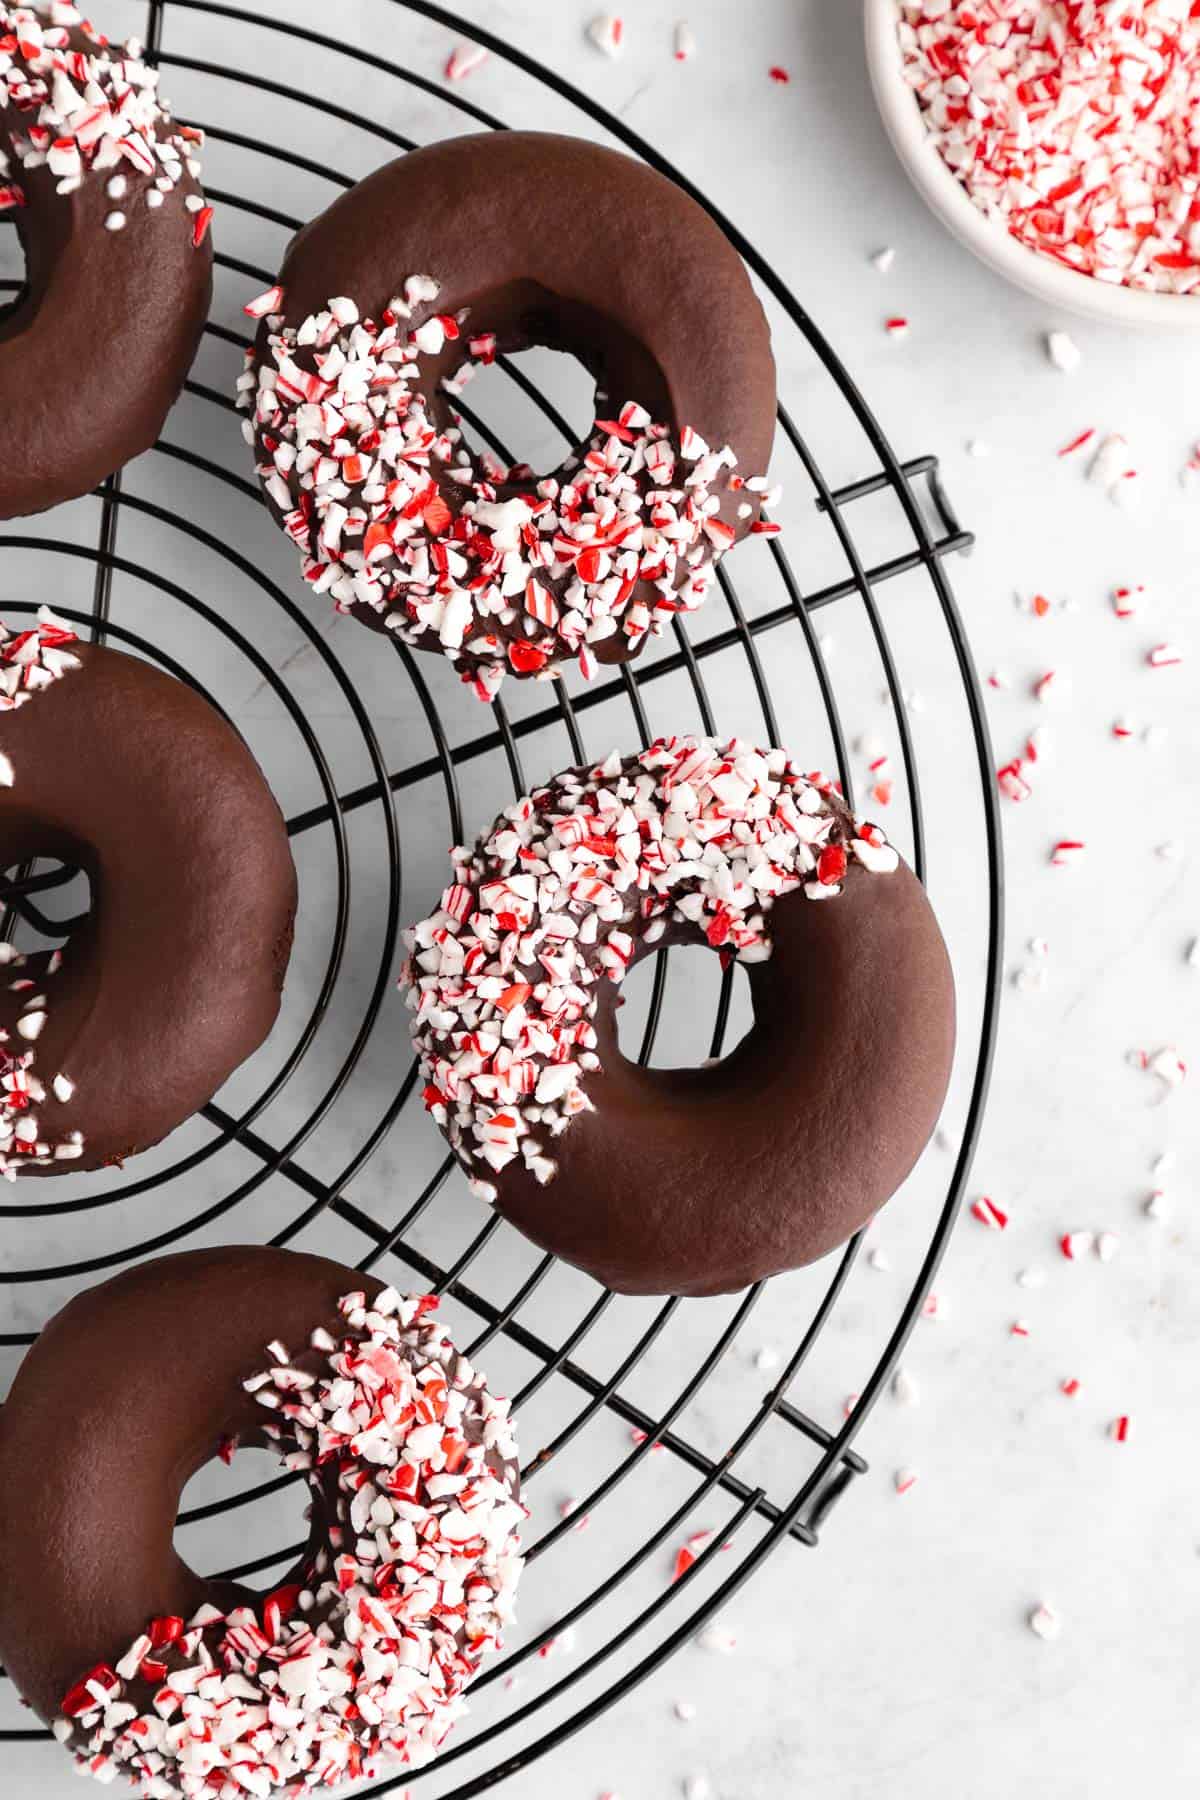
<box><xmin>864</xmin><ymin>0</ymin><xmax>1200</xmax><ymax>331</ymax></box>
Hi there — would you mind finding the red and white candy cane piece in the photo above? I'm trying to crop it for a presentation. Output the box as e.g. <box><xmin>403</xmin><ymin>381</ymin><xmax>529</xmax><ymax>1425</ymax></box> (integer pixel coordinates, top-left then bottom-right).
<box><xmin>444</xmin><ymin>42</ymin><xmax>487</xmax><ymax>81</ymax></box>
<box><xmin>1111</xmin><ymin>586</ymin><xmax>1144</xmax><ymax>620</ymax></box>
<box><xmin>893</xmin><ymin>1468</ymin><xmax>918</xmax><ymax>1496</ymax></box>
<box><xmin>1060</xmin><ymin>1378</ymin><xmax>1081</xmax><ymax>1399</ymax></box>
<box><xmin>1110</xmin><ymin>1415</ymin><xmax>1132</xmax><ymax>1444</ymax></box>
<box><xmin>674</xmin><ymin>21</ymin><xmax>696</xmax><ymax>61</ymax></box>
<box><xmin>971</xmin><ymin>1196</ymin><xmax>1007</xmax><ymax>1231</ymax></box>
<box><xmin>1050</xmin><ymin>841</ymin><xmax>1086</xmax><ymax>868</ymax></box>
<box><xmin>243</xmin><ymin>284</ymin><xmax>285</xmax><ymax>318</ymax></box>
<box><xmin>1147</xmin><ymin>644</ymin><xmax>1183</xmax><ymax>669</ymax></box>
<box><xmin>997</xmin><ymin>761</ymin><xmax>1031</xmax><ymax>804</ymax></box>
<box><xmin>1059</xmin><ymin>1231</ymin><xmax>1093</xmax><ymax>1261</ymax></box>
<box><xmin>586</xmin><ymin>13</ymin><xmax>624</xmax><ymax>56</ymax></box>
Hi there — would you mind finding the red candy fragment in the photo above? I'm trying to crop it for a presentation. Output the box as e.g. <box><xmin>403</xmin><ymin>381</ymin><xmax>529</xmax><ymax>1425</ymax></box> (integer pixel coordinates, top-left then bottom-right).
<box><xmin>62</xmin><ymin>1665</ymin><xmax>119</xmax><ymax>1718</ymax></box>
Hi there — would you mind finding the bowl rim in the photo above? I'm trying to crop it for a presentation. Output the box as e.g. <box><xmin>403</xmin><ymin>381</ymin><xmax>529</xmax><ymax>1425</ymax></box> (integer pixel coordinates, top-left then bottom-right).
<box><xmin>863</xmin><ymin>0</ymin><xmax>1200</xmax><ymax>332</ymax></box>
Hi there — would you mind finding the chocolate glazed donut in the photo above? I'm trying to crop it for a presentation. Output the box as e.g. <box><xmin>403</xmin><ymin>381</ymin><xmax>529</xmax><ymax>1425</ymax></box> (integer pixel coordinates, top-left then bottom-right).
<box><xmin>0</xmin><ymin>1247</ymin><xmax>524</xmax><ymax>1792</ymax></box>
<box><xmin>0</xmin><ymin>7</ymin><xmax>213</xmax><ymax>519</ymax></box>
<box><xmin>405</xmin><ymin>738</ymin><xmax>955</xmax><ymax>1298</ymax></box>
<box><xmin>244</xmin><ymin>132</ymin><xmax>777</xmax><ymax>698</ymax></box>
<box><xmin>0</xmin><ymin>629</ymin><xmax>296</xmax><ymax>1173</ymax></box>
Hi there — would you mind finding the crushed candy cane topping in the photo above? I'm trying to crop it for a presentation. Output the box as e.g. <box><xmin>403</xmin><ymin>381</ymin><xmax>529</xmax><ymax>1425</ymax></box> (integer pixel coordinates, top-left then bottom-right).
<box><xmin>0</xmin><ymin>2</ymin><xmax>206</xmax><ymax>227</ymax></box>
<box><xmin>0</xmin><ymin>606</ymin><xmax>84</xmax><ymax>1178</ymax></box>
<box><xmin>57</xmin><ymin>1287</ymin><xmax>524</xmax><ymax>1798</ymax></box>
<box><xmin>402</xmin><ymin>735</ymin><xmax>898</xmax><ymax>1195</ymax></box>
<box><xmin>240</xmin><ymin>283</ymin><xmax>769</xmax><ymax>700</ymax></box>
<box><xmin>898</xmin><ymin>1</ymin><xmax>1200</xmax><ymax>295</ymax></box>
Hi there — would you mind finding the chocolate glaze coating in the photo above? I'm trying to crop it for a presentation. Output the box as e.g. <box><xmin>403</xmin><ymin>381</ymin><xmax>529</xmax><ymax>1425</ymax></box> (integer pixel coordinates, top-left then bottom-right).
<box><xmin>0</xmin><ymin>30</ymin><xmax>212</xmax><ymax>520</ymax></box>
<box><xmin>257</xmin><ymin>130</ymin><xmax>776</xmax><ymax>676</ymax></box>
<box><xmin>0</xmin><ymin>1246</ymin><xmax>387</xmax><ymax>1724</ymax></box>
<box><xmin>0</xmin><ymin>641</ymin><xmax>297</xmax><ymax>1171</ymax></box>
<box><xmin>494</xmin><ymin>859</ymin><xmax>955</xmax><ymax>1297</ymax></box>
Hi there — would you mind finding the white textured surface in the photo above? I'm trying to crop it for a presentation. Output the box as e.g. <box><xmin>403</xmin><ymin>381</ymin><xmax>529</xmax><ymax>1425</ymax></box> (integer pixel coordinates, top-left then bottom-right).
<box><xmin>2</xmin><ymin>4</ymin><xmax>1198</xmax><ymax>1799</ymax></box>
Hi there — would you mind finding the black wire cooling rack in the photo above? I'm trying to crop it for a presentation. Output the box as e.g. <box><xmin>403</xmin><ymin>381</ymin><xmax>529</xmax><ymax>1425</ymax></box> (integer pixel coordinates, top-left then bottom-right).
<box><xmin>0</xmin><ymin>3</ymin><xmax>1003</xmax><ymax>1793</ymax></box>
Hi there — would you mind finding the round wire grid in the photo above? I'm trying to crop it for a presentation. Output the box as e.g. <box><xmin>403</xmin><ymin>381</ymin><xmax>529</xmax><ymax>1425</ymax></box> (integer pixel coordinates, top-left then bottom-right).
<box><xmin>0</xmin><ymin>3</ymin><xmax>1003</xmax><ymax>1793</ymax></box>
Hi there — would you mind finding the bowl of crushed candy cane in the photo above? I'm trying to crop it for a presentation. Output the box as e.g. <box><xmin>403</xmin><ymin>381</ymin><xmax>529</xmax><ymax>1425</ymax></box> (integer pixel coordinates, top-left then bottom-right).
<box><xmin>865</xmin><ymin>0</ymin><xmax>1200</xmax><ymax>329</ymax></box>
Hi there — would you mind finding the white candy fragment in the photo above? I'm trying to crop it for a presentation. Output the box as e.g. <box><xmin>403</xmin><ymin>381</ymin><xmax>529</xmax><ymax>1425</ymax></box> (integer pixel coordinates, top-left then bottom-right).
<box><xmin>892</xmin><ymin>1367</ymin><xmax>920</xmax><ymax>1408</ymax></box>
<box><xmin>1029</xmin><ymin>1603</ymin><xmax>1062</xmax><ymax>1642</ymax></box>
<box><xmin>1045</xmin><ymin>331</ymin><xmax>1081</xmax><ymax>373</ymax></box>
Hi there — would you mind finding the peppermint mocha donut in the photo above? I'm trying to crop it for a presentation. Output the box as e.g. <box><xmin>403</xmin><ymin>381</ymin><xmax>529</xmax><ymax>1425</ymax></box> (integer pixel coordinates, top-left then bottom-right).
<box><xmin>0</xmin><ymin>609</ymin><xmax>296</xmax><ymax>1175</ymax></box>
<box><xmin>0</xmin><ymin>4</ymin><xmax>213</xmax><ymax>519</ymax></box>
<box><xmin>404</xmin><ymin>736</ymin><xmax>955</xmax><ymax>1297</ymax></box>
<box><xmin>241</xmin><ymin>131</ymin><xmax>777</xmax><ymax>701</ymax></box>
<box><xmin>0</xmin><ymin>1246</ymin><xmax>524</xmax><ymax>1795</ymax></box>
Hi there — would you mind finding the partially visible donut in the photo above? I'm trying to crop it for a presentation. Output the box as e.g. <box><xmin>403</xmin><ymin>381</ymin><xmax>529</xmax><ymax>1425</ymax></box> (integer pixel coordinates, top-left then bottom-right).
<box><xmin>241</xmin><ymin>131</ymin><xmax>777</xmax><ymax>700</ymax></box>
<box><xmin>403</xmin><ymin>736</ymin><xmax>955</xmax><ymax>1297</ymax></box>
<box><xmin>0</xmin><ymin>4</ymin><xmax>213</xmax><ymax>519</ymax></box>
<box><xmin>0</xmin><ymin>1246</ymin><xmax>524</xmax><ymax>1794</ymax></box>
<box><xmin>0</xmin><ymin>608</ymin><xmax>297</xmax><ymax>1175</ymax></box>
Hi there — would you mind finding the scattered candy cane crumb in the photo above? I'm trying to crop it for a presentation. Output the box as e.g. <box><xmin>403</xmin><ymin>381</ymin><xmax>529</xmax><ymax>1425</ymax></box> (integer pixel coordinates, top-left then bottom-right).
<box><xmin>1145</xmin><ymin>1189</ymin><xmax>1169</xmax><ymax>1221</ymax></box>
<box><xmin>967</xmin><ymin>438</ymin><xmax>991</xmax><ymax>458</ymax></box>
<box><xmin>587</xmin><ymin>15</ymin><xmax>624</xmax><ymax>56</ymax></box>
<box><xmin>696</xmin><ymin>1626</ymin><xmax>737</xmax><ymax>1656</ymax></box>
<box><xmin>1112</xmin><ymin>585</ymin><xmax>1145</xmax><ymax>619</ymax></box>
<box><xmin>885</xmin><ymin>316</ymin><xmax>909</xmax><ymax>338</ymax></box>
<box><xmin>1096</xmin><ymin>1231</ymin><xmax>1119</xmax><ymax>1263</ymax></box>
<box><xmin>1146</xmin><ymin>1047</ymin><xmax>1187</xmax><ymax>1091</ymax></box>
<box><xmin>674</xmin><ymin>1700</ymin><xmax>696</xmax><ymax>1723</ymax></box>
<box><xmin>1153</xmin><ymin>1150</ymin><xmax>1176</xmax><ymax>1178</ymax></box>
<box><xmin>1029</xmin><ymin>1604</ymin><xmax>1061</xmax><ymax>1642</ymax></box>
<box><xmin>1060</xmin><ymin>1378</ymin><xmax>1080</xmax><ymax>1398</ymax></box>
<box><xmin>1187</xmin><ymin>937</ymin><xmax>1200</xmax><ymax>969</ymax></box>
<box><xmin>1051</xmin><ymin>840</ymin><xmax>1086</xmax><ymax>868</ymax></box>
<box><xmin>443</xmin><ymin>43</ymin><xmax>487</xmax><ymax>80</ymax></box>
<box><xmin>1157</xmin><ymin>841</ymin><xmax>1184</xmax><ymax>863</ymax></box>
<box><xmin>1147</xmin><ymin>644</ymin><xmax>1183</xmax><ymax>669</ymax></box>
<box><xmin>1110</xmin><ymin>1415</ymin><xmax>1132</xmax><ymax>1444</ymax></box>
<box><xmin>1034</xmin><ymin>669</ymin><xmax>1068</xmax><ymax>705</ymax></box>
<box><xmin>868</xmin><ymin>1246</ymin><xmax>891</xmax><ymax>1272</ymax></box>
<box><xmin>683</xmin><ymin>1776</ymin><xmax>712</xmax><ymax>1800</ymax></box>
<box><xmin>754</xmin><ymin>1346</ymin><xmax>780</xmax><ymax>1374</ymax></box>
<box><xmin>769</xmin><ymin>65</ymin><xmax>790</xmax><ymax>83</ymax></box>
<box><xmin>871</xmin><ymin>246</ymin><xmax>896</xmax><ymax>274</ymax></box>
<box><xmin>1060</xmin><ymin>1231</ymin><xmax>1093</xmax><ymax>1261</ymax></box>
<box><xmin>1058</xmin><ymin>427</ymin><xmax>1095</xmax><ymax>459</ymax></box>
<box><xmin>1045</xmin><ymin>331</ymin><xmax>1081</xmax><ymax>373</ymax></box>
<box><xmin>894</xmin><ymin>1468</ymin><xmax>918</xmax><ymax>1496</ymax></box>
<box><xmin>892</xmin><ymin>1368</ymin><xmax>920</xmax><ymax>1408</ymax></box>
<box><xmin>1010</xmin><ymin>1320</ymin><xmax>1031</xmax><ymax>1338</ymax></box>
<box><xmin>971</xmin><ymin>1196</ymin><xmax>1008</xmax><ymax>1230</ymax></box>
<box><xmin>1017</xmin><ymin>1266</ymin><xmax>1047</xmax><ymax>1290</ymax></box>
<box><xmin>921</xmin><ymin>1292</ymin><xmax>949</xmax><ymax>1322</ymax></box>
<box><xmin>843</xmin><ymin>1393</ymin><xmax>859</xmax><ymax>1418</ymax></box>
<box><xmin>673</xmin><ymin>21</ymin><xmax>696</xmax><ymax>61</ymax></box>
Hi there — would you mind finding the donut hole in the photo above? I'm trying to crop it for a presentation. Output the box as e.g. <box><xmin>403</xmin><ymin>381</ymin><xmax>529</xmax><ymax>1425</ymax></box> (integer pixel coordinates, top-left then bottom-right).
<box><xmin>616</xmin><ymin>943</ymin><xmax>754</xmax><ymax>1070</ymax></box>
<box><xmin>175</xmin><ymin>1445</ymin><xmax>303</xmax><ymax>1599</ymax></box>
<box><xmin>0</xmin><ymin>855</ymin><xmax>90</xmax><ymax>947</ymax></box>
<box><xmin>0</xmin><ymin>227</ymin><xmax>25</xmax><ymax>323</ymax></box>
<box><xmin>451</xmin><ymin>344</ymin><xmax>600</xmax><ymax>478</ymax></box>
